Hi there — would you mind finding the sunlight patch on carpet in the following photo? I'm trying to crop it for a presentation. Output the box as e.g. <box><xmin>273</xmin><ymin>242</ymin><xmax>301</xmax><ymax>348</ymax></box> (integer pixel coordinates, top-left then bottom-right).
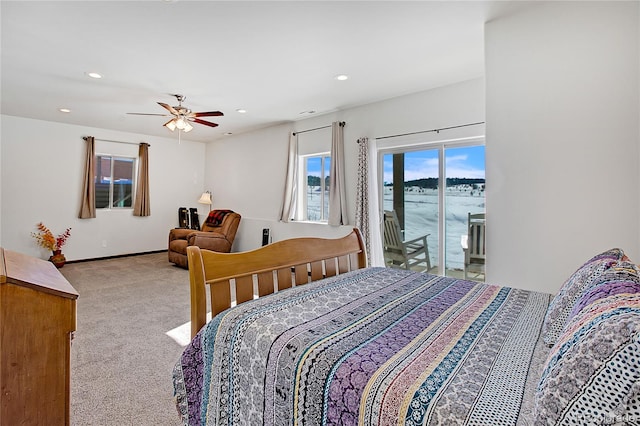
<box><xmin>166</xmin><ymin>312</ymin><xmax>212</xmax><ymax>346</ymax></box>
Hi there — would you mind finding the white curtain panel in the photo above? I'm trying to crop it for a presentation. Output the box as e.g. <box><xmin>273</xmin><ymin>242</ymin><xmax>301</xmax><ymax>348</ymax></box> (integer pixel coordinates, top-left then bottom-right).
<box><xmin>367</xmin><ymin>139</ymin><xmax>385</xmax><ymax>266</ymax></box>
<box><xmin>328</xmin><ymin>122</ymin><xmax>348</xmax><ymax>226</ymax></box>
<box><xmin>279</xmin><ymin>132</ymin><xmax>298</xmax><ymax>222</ymax></box>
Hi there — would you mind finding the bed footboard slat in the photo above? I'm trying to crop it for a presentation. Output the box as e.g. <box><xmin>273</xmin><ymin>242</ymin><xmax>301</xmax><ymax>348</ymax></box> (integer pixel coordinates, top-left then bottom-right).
<box><xmin>294</xmin><ymin>264</ymin><xmax>309</xmax><ymax>285</ymax></box>
<box><xmin>235</xmin><ymin>275</ymin><xmax>254</xmax><ymax>304</ymax></box>
<box><xmin>210</xmin><ymin>281</ymin><xmax>231</xmax><ymax>317</ymax></box>
<box><xmin>277</xmin><ymin>268</ymin><xmax>293</xmax><ymax>290</ymax></box>
<box><xmin>325</xmin><ymin>258</ymin><xmax>337</xmax><ymax>277</ymax></box>
<box><xmin>349</xmin><ymin>253</ymin><xmax>359</xmax><ymax>270</ymax></box>
<box><xmin>257</xmin><ymin>271</ymin><xmax>275</xmax><ymax>296</ymax></box>
<box><xmin>310</xmin><ymin>260</ymin><xmax>324</xmax><ymax>281</ymax></box>
<box><xmin>337</xmin><ymin>255</ymin><xmax>349</xmax><ymax>273</ymax></box>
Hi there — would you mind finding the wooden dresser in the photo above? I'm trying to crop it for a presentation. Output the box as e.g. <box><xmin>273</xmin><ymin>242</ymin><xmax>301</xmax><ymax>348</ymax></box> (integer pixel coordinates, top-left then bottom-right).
<box><xmin>0</xmin><ymin>248</ymin><xmax>78</xmax><ymax>425</ymax></box>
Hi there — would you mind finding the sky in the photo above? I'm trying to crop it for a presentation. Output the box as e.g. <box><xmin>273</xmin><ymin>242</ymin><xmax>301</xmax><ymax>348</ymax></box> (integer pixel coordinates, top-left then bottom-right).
<box><xmin>306</xmin><ymin>156</ymin><xmax>331</xmax><ymax>178</ymax></box>
<box><xmin>383</xmin><ymin>145</ymin><xmax>485</xmax><ymax>183</ymax></box>
<box><xmin>305</xmin><ymin>145</ymin><xmax>485</xmax><ymax>182</ymax></box>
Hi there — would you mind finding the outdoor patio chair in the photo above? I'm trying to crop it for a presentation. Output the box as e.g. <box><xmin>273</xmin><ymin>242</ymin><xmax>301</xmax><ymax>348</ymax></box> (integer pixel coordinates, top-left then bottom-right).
<box><xmin>461</xmin><ymin>212</ymin><xmax>486</xmax><ymax>280</ymax></box>
<box><xmin>382</xmin><ymin>210</ymin><xmax>431</xmax><ymax>272</ymax></box>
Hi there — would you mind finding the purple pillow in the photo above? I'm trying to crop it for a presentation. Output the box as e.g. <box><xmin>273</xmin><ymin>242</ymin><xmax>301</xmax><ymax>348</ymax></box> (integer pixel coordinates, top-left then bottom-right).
<box><xmin>541</xmin><ymin>248</ymin><xmax>626</xmax><ymax>346</ymax></box>
<box><xmin>569</xmin><ymin>262</ymin><xmax>640</xmax><ymax>318</ymax></box>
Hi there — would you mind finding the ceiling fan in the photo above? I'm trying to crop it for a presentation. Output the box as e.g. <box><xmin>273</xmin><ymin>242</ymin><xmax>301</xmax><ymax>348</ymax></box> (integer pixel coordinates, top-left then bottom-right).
<box><xmin>127</xmin><ymin>94</ymin><xmax>223</xmax><ymax>133</ymax></box>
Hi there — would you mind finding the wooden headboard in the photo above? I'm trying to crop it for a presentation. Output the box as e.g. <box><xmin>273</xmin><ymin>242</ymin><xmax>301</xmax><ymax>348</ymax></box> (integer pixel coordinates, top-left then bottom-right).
<box><xmin>186</xmin><ymin>228</ymin><xmax>367</xmax><ymax>338</ymax></box>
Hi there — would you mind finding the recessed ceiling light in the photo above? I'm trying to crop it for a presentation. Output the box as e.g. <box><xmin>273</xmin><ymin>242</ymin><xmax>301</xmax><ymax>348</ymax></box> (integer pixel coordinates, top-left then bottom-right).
<box><xmin>224</xmin><ymin>132</ymin><xmax>233</xmax><ymax>136</ymax></box>
<box><xmin>236</xmin><ymin>109</ymin><xmax>246</xmax><ymax>114</ymax></box>
<box><xmin>299</xmin><ymin>110</ymin><xmax>316</xmax><ymax>115</ymax></box>
<box><xmin>86</xmin><ymin>72</ymin><xmax>102</xmax><ymax>79</ymax></box>
<box><xmin>59</xmin><ymin>108</ymin><xmax>71</xmax><ymax>113</ymax></box>
<box><xmin>335</xmin><ymin>74</ymin><xmax>349</xmax><ymax>81</ymax></box>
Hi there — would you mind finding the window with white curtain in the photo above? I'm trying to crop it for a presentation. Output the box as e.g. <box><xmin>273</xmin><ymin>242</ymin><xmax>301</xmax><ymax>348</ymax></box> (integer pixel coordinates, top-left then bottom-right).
<box><xmin>300</xmin><ymin>153</ymin><xmax>331</xmax><ymax>221</ymax></box>
<box><xmin>295</xmin><ymin>127</ymin><xmax>332</xmax><ymax>222</ymax></box>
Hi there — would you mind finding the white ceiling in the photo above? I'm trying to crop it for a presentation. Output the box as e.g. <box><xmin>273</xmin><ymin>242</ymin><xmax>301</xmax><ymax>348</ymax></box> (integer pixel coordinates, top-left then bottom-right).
<box><xmin>1</xmin><ymin>1</ymin><xmax>531</xmax><ymax>143</ymax></box>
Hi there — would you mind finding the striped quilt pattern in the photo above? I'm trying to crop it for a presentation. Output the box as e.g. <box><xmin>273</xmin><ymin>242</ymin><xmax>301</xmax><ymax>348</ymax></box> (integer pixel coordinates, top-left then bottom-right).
<box><xmin>173</xmin><ymin>267</ymin><xmax>549</xmax><ymax>425</ymax></box>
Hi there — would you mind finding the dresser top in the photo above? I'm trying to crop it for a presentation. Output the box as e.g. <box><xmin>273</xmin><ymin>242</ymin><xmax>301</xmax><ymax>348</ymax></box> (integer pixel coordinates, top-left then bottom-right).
<box><xmin>0</xmin><ymin>248</ymin><xmax>78</xmax><ymax>299</ymax></box>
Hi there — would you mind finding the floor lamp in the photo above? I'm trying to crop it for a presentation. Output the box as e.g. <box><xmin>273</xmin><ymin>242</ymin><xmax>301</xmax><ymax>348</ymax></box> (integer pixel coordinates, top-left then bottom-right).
<box><xmin>198</xmin><ymin>191</ymin><xmax>212</xmax><ymax>212</ymax></box>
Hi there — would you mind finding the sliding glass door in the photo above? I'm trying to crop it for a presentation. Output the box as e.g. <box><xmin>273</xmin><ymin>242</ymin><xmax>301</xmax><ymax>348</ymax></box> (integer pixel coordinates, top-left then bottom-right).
<box><xmin>444</xmin><ymin>145</ymin><xmax>485</xmax><ymax>278</ymax></box>
<box><xmin>381</xmin><ymin>141</ymin><xmax>485</xmax><ymax>279</ymax></box>
<box><xmin>382</xmin><ymin>149</ymin><xmax>440</xmax><ymax>271</ymax></box>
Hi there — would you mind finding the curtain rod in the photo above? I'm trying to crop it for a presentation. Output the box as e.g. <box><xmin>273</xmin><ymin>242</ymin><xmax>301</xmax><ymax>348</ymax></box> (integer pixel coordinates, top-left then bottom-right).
<box><xmin>293</xmin><ymin>121</ymin><xmax>345</xmax><ymax>136</ymax></box>
<box><xmin>375</xmin><ymin>121</ymin><xmax>485</xmax><ymax>140</ymax></box>
<box><xmin>83</xmin><ymin>136</ymin><xmax>150</xmax><ymax>147</ymax></box>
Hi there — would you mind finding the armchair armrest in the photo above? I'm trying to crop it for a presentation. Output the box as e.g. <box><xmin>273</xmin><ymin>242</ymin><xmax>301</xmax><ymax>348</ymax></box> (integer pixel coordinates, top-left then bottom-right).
<box><xmin>188</xmin><ymin>231</ymin><xmax>233</xmax><ymax>253</ymax></box>
<box><xmin>403</xmin><ymin>235</ymin><xmax>429</xmax><ymax>260</ymax></box>
<box><xmin>404</xmin><ymin>234</ymin><xmax>429</xmax><ymax>247</ymax></box>
<box><xmin>169</xmin><ymin>228</ymin><xmax>193</xmax><ymax>242</ymax></box>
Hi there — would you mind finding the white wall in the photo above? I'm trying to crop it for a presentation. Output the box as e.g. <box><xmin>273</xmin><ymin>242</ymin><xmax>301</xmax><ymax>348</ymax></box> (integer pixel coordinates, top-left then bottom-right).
<box><xmin>0</xmin><ymin>78</ymin><xmax>485</xmax><ymax>261</ymax></box>
<box><xmin>206</xmin><ymin>78</ymin><xmax>485</xmax><ymax>252</ymax></box>
<box><xmin>485</xmin><ymin>1</ymin><xmax>640</xmax><ymax>293</ymax></box>
<box><xmin>0</xmin><ymin>115</ymin><xmax>3</xmax><ymax>245</ymax></box>
<box><xmin>0</xmin><ymin>115</ymin><xmax>207</xmax><ymax>261</ymax></box>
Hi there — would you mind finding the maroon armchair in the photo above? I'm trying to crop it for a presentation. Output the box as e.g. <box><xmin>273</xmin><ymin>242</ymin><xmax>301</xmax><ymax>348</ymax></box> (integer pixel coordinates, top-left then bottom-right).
<box><xmin>168</xmin><ymin>210</ymin><xmax>241</xmax><ymax>268</ymax></box>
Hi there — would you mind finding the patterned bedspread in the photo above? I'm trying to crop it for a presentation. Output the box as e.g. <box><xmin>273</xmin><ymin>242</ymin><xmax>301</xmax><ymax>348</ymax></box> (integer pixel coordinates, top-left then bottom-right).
<box><xmin>173</xmin><ymin>267</ymin><xmax>551</xmax><ymax>426</ymax></box>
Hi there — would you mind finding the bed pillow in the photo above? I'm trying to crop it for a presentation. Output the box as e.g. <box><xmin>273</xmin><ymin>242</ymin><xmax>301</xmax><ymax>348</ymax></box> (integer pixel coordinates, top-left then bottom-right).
<box><xmin>541</xmin><ymin>248</ymin><xmax>626</xmax><ymax>346</ymax></box>
<box><xmin>535</xmin><ymin>293</ymin><xmax>640</xmax><ymax>425</ymax></box>
<box><xmin>568</xmin><ymin>262</ymin><xmax>640</xmax><ymax>319</ymax></box>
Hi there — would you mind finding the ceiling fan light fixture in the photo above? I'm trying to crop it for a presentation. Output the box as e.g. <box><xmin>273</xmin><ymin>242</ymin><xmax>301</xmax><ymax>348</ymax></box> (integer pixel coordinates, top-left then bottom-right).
<box><xmin>164</xmin><ymin>119</ymin><xmax>177</xmax><ymax>131</ymax></box>
<box><xmin>175</xmin><ymin>117</ymin><xmax>187</xmax><ymax>130</ymax></box>
<box><xmin>129</xmin><ymin>94</ymin><xmax>222</xmax><ymax>133</ymax></box>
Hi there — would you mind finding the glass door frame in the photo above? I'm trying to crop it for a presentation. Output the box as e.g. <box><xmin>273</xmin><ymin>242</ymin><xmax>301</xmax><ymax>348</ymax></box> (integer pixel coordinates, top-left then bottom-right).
<box><xmin>377</xmin><ymin>136</ymin><xmax>485</xmax><ymax>276</ymax></box>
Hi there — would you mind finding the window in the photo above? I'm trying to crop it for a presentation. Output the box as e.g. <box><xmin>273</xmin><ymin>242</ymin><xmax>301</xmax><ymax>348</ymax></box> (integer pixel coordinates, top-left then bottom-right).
<box><xmin>95</xmin><ymin>155</ymin><xmax>136</xmax><ymax>209</ymax></box>
<box><xmin>380</xmin><ymin>140</ymin><xmax>485</xmax><ymax>279</ymax></box>
<box><xmin>291</xmin><ymin>127</ymin><xmax>333</xmax><ymax>223</ymax></box>
<box><xmin>301</xmin><ymin>153</ymin><xmax>331</xmax><ymax>221</ymax></box>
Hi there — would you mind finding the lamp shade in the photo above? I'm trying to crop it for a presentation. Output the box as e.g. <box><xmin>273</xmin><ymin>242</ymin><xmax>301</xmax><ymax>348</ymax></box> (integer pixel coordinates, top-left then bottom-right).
<box><xmin>164</xmin><ymin>119</ymin><xmax>177</xmax><ymax>131</ymax></box>
<box><xmin>198</xmin><ymin>191</ymin><xmax>212</xmax><ymax>205</ymax></box>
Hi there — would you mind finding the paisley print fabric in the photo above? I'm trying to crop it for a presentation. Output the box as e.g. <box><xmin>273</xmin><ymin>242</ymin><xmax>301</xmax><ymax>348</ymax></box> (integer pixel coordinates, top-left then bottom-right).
<box><xmin>569</xmin><ymin>262</ymin><xmax>640</xmax><ymax>318</ymax></box>
<box><xmin>535</xmin><ymin>261</ymin><xmax>640</xmax><ymax>425</ymax></box>
<box><xmin>535</xmin><ymin>293</ymin><xmax>640</xmax><ymax>425</ymax></box>
<box><xmin>173</xmin><ymin>267</ymin><xmax>551</xmax><ymax>426</ymax></box>
<box><xmin>541</xmin><ymin>248</ymin><xmax>627</xmax><ymax>347</ymax></box>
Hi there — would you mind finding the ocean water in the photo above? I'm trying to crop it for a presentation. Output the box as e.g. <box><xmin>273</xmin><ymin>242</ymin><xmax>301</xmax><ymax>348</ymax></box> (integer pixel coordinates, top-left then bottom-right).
<box><xmin>307</xmin><ymin>185</ymin><xmax>485</xmax><ymax>271</ymax></box>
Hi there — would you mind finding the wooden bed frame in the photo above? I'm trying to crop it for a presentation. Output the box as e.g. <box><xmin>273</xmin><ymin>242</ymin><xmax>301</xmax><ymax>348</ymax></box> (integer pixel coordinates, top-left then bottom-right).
<box><xmin>186</xmin><ymin>228</ymin><xmax>367</xmax><ymax>338</ymax></box>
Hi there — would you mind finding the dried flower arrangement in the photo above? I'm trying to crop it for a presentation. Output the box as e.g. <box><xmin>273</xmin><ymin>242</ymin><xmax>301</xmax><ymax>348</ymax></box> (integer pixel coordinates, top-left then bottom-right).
<box><xmin>31</xmin><ymin>222</ymin><xmax>72</xmax><ymax>252</ymax></box>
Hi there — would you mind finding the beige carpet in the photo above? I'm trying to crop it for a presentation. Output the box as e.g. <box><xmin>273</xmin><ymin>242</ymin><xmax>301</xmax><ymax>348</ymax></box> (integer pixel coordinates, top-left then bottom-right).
<box><xmin>61</xmin><ymin>252</ymin><xmax>191</xmax><ymax>425</ymax></box>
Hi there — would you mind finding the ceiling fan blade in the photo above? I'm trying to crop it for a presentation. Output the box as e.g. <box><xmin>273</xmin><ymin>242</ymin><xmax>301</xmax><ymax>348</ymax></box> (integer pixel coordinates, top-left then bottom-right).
<box><xmin>192</xmin><ymin>118</ymin><xmax>219</xmax><ymax>128</ymax></box>
<box><xmin>193</xmin><ymin>111</ymin><xmax>224</xmax><ymax>117</ymax></box>
<box><xmin>127</xmin><ymin>112</ymin><xmax>170</xmax><ymax>116</ymax></box>
<box><xmin>158</xmin><ymin>102</ymin><xmax>179</xmax><ymax>115</ymax></box>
